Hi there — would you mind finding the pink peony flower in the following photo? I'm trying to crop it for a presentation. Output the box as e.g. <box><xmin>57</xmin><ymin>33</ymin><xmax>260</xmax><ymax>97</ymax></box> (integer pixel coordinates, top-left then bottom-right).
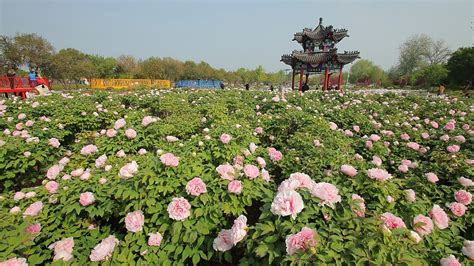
<box><xmin>261</xmin><ymin>169</ymin><xmax>270</xmax><ymax>181</ymax></box>
<box><xmin>228</xmin><ymin>180</ymin><xmax>242</xmax><ymax>194</ymax></box>
<box><xmin>106</xmin><ymin>129</ymin><xmax>117</xmax><ymax>138</ymax></box>
<box><xmin>398</xmin><ymin>164</ymin><xmax>409</xmax><ymax>173</ymax></box>
<box><xmin>25</xmin><ymin>191</ymin><xmax>36</xmax><ymax>198</ymax></box>
<box><xmin>268</xmin><ymin>147</ymin><xmax>283</xmax><ymax>161</ymax></box>
<box><xmin>448</xmin><ymin>202</ymin><xmax>467</xmax><ymax>217</ymax></box>
<box><xmin>118</xmin><ymin>161</ymin><xmax>139</xmax><ymax>179</ymax></box>
<box><xmin>255</xmin><ymin>127</ymin><xmax>263</xmax><ymax>134</ymax></box>
<box><xmin>45</xmin><ymin>181</ymin><xmax>59</xmax><ymax>193</ymax></box>
<box><xmin>289</xmin><ymin>172</ymin><xmax>313</xmax><ymax>189</ymax></box>
<box><xmin>429</xmin><ymin>205</ymin><xmax>449</xmax><ymax>229</ymax></box>
<box><xmin>353</xmin><ymin>125</ymin><xmax>360</xmax><ymax>132</ymax></box>
<box><xmin>0</xmin><ymin>258</ymin><xmax>28</xmax><ymax>266</ymax></box>
<box><xmin>453</xmin><ymin>135</ymin><xmax>466</xmax><ymax>143</ymax></box>
<box><xmin>47</xmin><ymin>164</ymin><xmax>62</xmax><ymax>180</ymax></box>
<box><xmin>167</xmin><ymin>197</ymin><xmax>191</xmax><ymax>221</ymax></box>
<box><xmin>285</xmin><ymin>227</ymin><xmax>318</xmax><ymax>255</ymax></box>
<box><xmin>10</xmin><ymin>206</ymin><xmax>20</xmax><ymax>214</ymax></box>
<box><xmin>80</xmin><ymin>171</ymin><xmax>91</xmax><ymax>181</ymax></box>
<box><xmin>138</xmin><ymin>148</ymin><xmax>147</xmax><ymax>155</ymax></box>
<box><xmin>71</xmin><ymin>168</ymin><xmax>84</xmax><ymax>177</ymax></box>
<box><xmin>13</xmin><ymin>192</ymin><xmax>25</xmax><ymax>201</ymax></box>
<box><xmin>270</xmin><ymin>190</ymin><xmax>304</xmax><ymax>219</ymax></box>
<box><xmin>80</xmin><ymin>144</ymin><xmax>98</xmax><ymax>156</ymax></box>
<box><xmin>58</xmin><ymin>157</ymin><xmax>70</xmax><ymax>166</ymax></box>
<box><xmin>142</xmin><ymin>116</ymin><xmax>156</xmax><ymax>127</ymax></box>
<box><xmin>439</xmin><ymin>255</ymin><xmax>461</xmax><ymax>266</ymax></box>
<box><xmin>216</xmin><ymin>164</ymin><xmax>235</xmax><ymax>180</ymax></box>
<box><xmin>23</xmin><ymin>201</ymin><xmax>43</xmax><ymax>217</ymax></box>
<box><xmin>233</xmin><ymin>155</ymin><xmax>244</xmax><ymax>166</ymax></box>
<box><xmin>425</xmin><ymin>172</ymin><xmax>439</xmax><ymax>183</ymax></box>
<box><xmin>407</xmin><ymin>142</ymin><xmax>420</xmax><ymax>150</ymax></box>
<box><xmin>249</xmin><ymin>142</ymin><xmax>257</xmax><ymax>153</ymax></box>
<box><xmin>409</xmin><ymin>231</ymin><xmax>422</xmax><ymax>243</ymax></box>
<box><xmin>447</xmin><ymin>145</ymin><xmax>460</xmax><ymax>153</ymax></box>
<box><xmin>367</xmin><ymin>168</ymin><xmax>392</xmax><ymax>181</ymax></box>
<box><xmin>340</xmin><ymin>164</ymin><xmax>358</xmax><ymax>177</ymax></box>
<box><xmin>440</xmin><ymin>134</ymin><xmax>450</xmax><ymax>142</ymax></box>
<box><xmin>413</xmin><ymin>215</ymin><xmax>433</xmax><ymax>236</ymax></box>
<box><xmin>458</xmin><ymin>177</ymin><xmax>474</xmax><ymax>187</ymax></box>
<box><xmin>220</xmin><ymin>133</ymin><xmax>232</xmax><ymax>144</ymax></box>
<box><xmin>444</xmin><ymin>122</ymin><xmax>455</xmax><ymax>131</ymax></box>
<box><xmin>116</xmin><ymin>149</ymin><xmax>126</xmax><ymax>157</ymax></box>
<box><xmin>231</xmin><ymin>215</ymin><xmax>248</xmax><ymax>244</ymax></box>
<box><xmin>48</xmin><ymin>138</ymin><xmax>61</xmax><ymax>148</ymax></box>
<box><xmin>95</xmin><ymin>154</ymin><xmax>107</xmax><ymax>168</ymax></box>
<box><xmin>421</xmin><ymin>132</ymin><xmax>430</xmax><ymax>139</ymax></box>
<box><xmin>148</xmin><ymin>232</ymin><xmax>163</xmax><ymax>246</ymax></box>
<box><xmin>365</xmin><ymin>140</ymin><xmax>373</xmax><ymax>149</ymax></box>
<box><xmin>243</xmin><ymin>164</ymin><xmax>260</xmax><ymax>179</ymax></box>
<box><xmin>372</xmin><ymin>156</ymin><xmax>382</xmax><ymax>167</ymax></box>
<box><xmin>89</xmin><ymin>235</ymin><xmax>119</xmax><ymax>262</ymax></box>
<box><xmin>370</xmin><ymin>134</ymin><xmax>381</xmax><ymax>142</ymax></box>
<box><xmin>213</xmin><ymin>229</ymin><xmax>233</xmax><ymax>252</ymax></box>
<box><xmin>462</xmin><ymin>240</ymin><xmax>474</xmax><ymax>260</ymax></box>
<box><xmin>114</xmin><ymin>118</ymin><xmax>126</xmax><ymax>129</ymax></box>
<box><xmin>401</xmin><ymin>133</ymin><xmax>410</xmax><ymax>140</ymax></box>
<box><xmin>186</xmin><ymin>177</ymin><xmax>207</xmax><ymax>196</ymax></box>
<box><xmin>381</xmin><ymin>212</ymin><xmax>406</xmax><ymax>230</ymax></box>
<box><xmin>329</xmin><ymin>122</ymin><xmax>338</xmax><ymax>130</ymax></box>
<box><xmin>256</xmin><ymin>157</ymin><xmax>266</xmax><ymax>168</ymax></box>
<box><xmin>160</xmin><ymin>153</ymin><xmax>179</xmax><ymax>167</ymax></box>
<box><xmin>310</xmin><ymin>182</ymin><xmax>341</xmax><ymax>208</ymax></box>
<box><xmin>25</xmin><ymin>223</ymin><xmax>41</xmax><ymax>234</ymax></box>
<box><xmin>405</xmin><ymin>189</ymin><xmax>416</xmax><ymax>202</ymax></box>
<box><xmin>454</xmin><ymin>190</ymin><xmax>472</xmax><ymax>205</ymax></box>
<box><xmin>125</xmin><ymin>128</ymin><xmax>137</xmax><ymax>139</ymax></box>
<box><xmin>351</xmin><ymin>194</ymin><xmax>366</xmax><ymax>217</ymax></box>
<box><xmin>79</xmin><ymin>192</ymin><xmax>95</xmax><ymax>206</ymax></box>
<box><xmin>49</xmin><ymin>237</ymin><xmax>74</xmax><ymax>262</ymax></box>
<box><xmin>125</xmin><ymin>210</ymin><xmax>145</xmax><ymax>232</ymax></box>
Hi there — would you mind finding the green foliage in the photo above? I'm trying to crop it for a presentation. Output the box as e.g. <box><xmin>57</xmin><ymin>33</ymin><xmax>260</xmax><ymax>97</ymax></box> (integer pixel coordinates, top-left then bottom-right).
<box><xmin>446</xmin><ymin>47</ymin><xmax>474</xmax><ymax>86</ymax></box>
<box><xmin>410</xmin><ymin>64</ymin><xmax>448</xmax><ymax>86</ymax></box>
<box><xmin>349</xmin><ymin>59</ymin><xmax>389</xmax><ymax>85</ymax></box>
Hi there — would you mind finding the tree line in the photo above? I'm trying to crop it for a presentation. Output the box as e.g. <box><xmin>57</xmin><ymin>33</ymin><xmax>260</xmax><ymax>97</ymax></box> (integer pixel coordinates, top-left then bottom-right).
<box><xmin>1</xmin><ymin>33</ymin><xmax>472</xmax><ymax>89</ymax></box>
<box><xmin>349</xmin><ymin>34</ymin><xmax>473</xmax><ymax>88</ymax></box>
<box><xmin>0</xmin><ymin>33</ymin><xmax>288</xmax><ymax>87</ymax></box>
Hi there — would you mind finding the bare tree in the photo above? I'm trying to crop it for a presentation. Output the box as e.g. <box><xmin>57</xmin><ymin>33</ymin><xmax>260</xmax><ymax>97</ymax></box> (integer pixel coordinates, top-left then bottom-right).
<box><xmin>425</xmin><ymin>39</ymin><xmax>451</xmax><ymax>64</ymax></box>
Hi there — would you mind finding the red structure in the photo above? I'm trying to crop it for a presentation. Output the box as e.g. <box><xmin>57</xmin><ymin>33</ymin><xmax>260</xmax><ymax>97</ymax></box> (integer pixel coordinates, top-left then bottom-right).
<box><xmin>0</xmin><ymin>77</ymin><xmax>51</xmax><ymax>99</ymax></box>
<box><xmin>281</xmin><ymin>18</ymin><xmax>359</xmax><ymax>93</ymax></box>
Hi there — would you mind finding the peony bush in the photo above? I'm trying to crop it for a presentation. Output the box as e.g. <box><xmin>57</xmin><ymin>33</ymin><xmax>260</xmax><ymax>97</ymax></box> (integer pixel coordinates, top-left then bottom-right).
<box><xmin>0</xmin><ymin>89</ymin><xmax>472</xmax><ymax>265</ymax></box>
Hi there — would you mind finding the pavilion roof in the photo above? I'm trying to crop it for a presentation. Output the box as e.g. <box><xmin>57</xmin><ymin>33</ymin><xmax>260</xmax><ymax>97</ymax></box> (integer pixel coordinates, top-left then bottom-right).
<box><xmin>280</xmin><ymin>50</ymin><xmax>360</xmax><ymax>67</ymax></box>
<box><xmin>292</xmin><ymin>18</ymin><xmax>349</xmax><ymax>44</ymax></box>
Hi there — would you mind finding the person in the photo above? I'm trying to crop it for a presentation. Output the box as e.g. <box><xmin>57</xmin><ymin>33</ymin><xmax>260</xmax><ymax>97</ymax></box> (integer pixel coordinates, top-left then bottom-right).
<box><xmin>270</xmin><ymin>85</ymin><xmax>274</xmax><ymax>91</ymax></box>
<box><xmin>302</xmin><ymin>82</ymin><xmax>310</xmax><ymax>92</ymax></box>
<box><xmin>28</xmin><ymin>70</ymin><xmax>37</xmax><ymax>87</ymax></box>
<box><xmin>220</xmin><ymin>81</ymin><xmax>225</xmax><ymax>89</ymax></box>
<box><xmin>438</xmin><ymin>83</ymin><xmax>445</xmax><ymax>95</ymax></box>
<box><xmin>7</xmin><ymin>67</ymin><xmax>16</xmax><ymax>90</ymax></box>
<box><xmin>245</xmin><ymin>83</ymin><xmax>249</xmax><ymax>90</ymax></box>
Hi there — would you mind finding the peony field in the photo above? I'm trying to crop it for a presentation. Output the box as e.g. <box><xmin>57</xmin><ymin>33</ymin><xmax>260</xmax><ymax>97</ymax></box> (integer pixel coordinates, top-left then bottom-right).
<box><xmin>0</xmin><ymin>89</ymin><xmax>473</xmax><ymax>265</ymax></box>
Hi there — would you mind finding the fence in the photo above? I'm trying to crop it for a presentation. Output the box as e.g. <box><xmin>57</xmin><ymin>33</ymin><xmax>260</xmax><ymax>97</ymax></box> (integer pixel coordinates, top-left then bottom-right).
<box><xmin>90</xmin><ymin>79</ymin><xmax>171</xmax><ymax>89</ymax></box>
<box><xmin>175</xmin><ymin>80</ymin><xmax>222</xmax><ymax>89</ymax></box>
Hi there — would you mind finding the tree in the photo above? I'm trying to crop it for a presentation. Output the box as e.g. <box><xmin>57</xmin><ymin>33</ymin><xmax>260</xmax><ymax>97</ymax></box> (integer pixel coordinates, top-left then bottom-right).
<box><xmin>397</xmin><ymin>34</ymin><xmax>451</xmax><ymax>76</ymax></box>
<box><xmin>117</xmin><ymin>55</ymin><xmax>140</xmax><ymax>78</ymax></box>
<box><xmin>410</xmin><ymin>64</ymin><xmax>448</xmax><ymax>86</ymax></box>
<box><xmin>0</xmin><ymin>33</ymin><xmax>54</xmax><ymax>69</ymax></box>
<box><xmin>47</xmin><ymin>48</ymin><xmax>95</xmax><ymax>88</ymax></box>
<box><xmin>349</xmin><ymin>59</ymin><xmax>388</xmax><ymax>85</ymax></box>
<box><xmin>446</xmin><ymin>47</ymin><xmax>474</xmax><ymax>86</ymax></box>
<box><xmin>88</xmin><ymin>55</ymin><xmax>119</xmax><ymax>78</ymax></box>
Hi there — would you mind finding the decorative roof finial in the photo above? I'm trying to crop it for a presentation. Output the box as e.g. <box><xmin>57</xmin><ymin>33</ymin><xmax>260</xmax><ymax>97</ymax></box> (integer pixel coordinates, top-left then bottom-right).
<box><xmin>319</xmin><ymin>17</ymin><xmax>323</xmax><ymax>25</ymax></box>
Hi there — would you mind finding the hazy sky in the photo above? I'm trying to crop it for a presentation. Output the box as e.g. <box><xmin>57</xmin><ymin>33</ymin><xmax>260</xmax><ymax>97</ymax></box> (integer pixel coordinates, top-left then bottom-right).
<box><xmin>1</xmin><ymin>0</ymin><xmax>472</xmax><ymax>72</ymax></box>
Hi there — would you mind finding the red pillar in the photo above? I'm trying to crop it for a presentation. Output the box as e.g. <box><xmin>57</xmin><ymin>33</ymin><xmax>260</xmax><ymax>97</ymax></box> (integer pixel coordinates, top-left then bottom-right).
<box><xmin>298</xmin><ymin>68</ymin><xmax>304</xmax><ymax>93</ymax></box>
<box><xmin>291</xmin><ymin>70</ymin><xmax>295</xmax><ymax>91</ymax></box>
<box><xmin>338</xmin><ymin>65</ymin><xmax>343</xmax><ymax>92</ymax></box>
<box><xmin>323</xmin><ymin>68</ymin><xmax>329</xmax><ymax>91</ymax></box>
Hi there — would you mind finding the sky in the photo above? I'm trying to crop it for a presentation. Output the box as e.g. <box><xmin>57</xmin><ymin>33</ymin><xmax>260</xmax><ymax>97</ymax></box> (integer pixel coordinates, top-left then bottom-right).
<box><xmin>1</xmin><ymin>0</ymin><xmax>472</xmax><ymax>72</ymax></box>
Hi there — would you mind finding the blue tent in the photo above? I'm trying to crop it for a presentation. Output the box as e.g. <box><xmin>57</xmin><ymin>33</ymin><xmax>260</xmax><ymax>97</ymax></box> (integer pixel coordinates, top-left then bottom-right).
<box><xmin>175</xmin><ymin>80</ymin><xmax>222</xmax><ymax>89</ymax></box>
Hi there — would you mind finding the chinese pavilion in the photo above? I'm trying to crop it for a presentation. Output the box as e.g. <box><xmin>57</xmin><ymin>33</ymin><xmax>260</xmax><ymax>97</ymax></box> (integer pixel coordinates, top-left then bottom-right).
<box><xmin>281</xmin><ymin>18</ymin><xmax>360</xmax><ymax>92</ymax></box>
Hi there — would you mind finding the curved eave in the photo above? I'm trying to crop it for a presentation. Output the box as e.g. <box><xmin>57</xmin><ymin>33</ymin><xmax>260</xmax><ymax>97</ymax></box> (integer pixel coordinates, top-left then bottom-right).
<box><xmin>333</xmin><ymin>30</ymin><xmax>349</xmax><ymax>42</ymax></box>
<box><xmin>292</xmin><ymin>52</ymin><xmax>330</xmax><ymax>65</ymax></box>
<box><xmin>335</xmin><ymin>52</ymin><xmax>360</xmax><ymax>64</ymax></box>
